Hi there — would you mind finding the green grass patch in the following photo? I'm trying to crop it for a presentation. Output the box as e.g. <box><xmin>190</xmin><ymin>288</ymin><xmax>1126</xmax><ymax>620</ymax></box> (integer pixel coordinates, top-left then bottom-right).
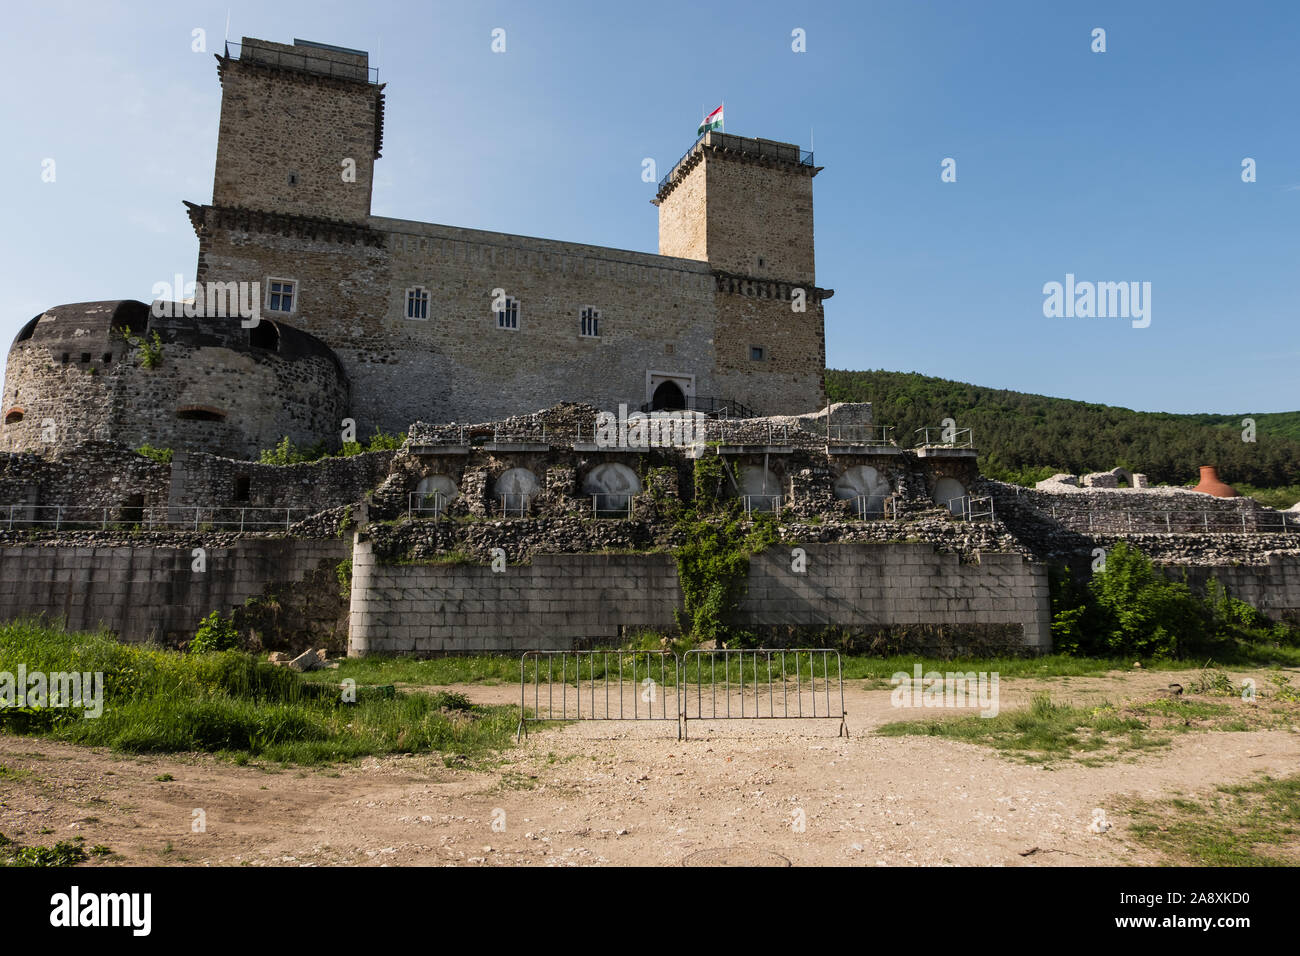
<box><xmin>0</xmin><ymin>833</ymin><xmax>96</xmax><ymax>867</ymax></box>
<box><xmin>1123</xmin><ymin>774</ymin><xmax>1300</xmax><ymax>865</ymax></box>
<box><xmin>0</xmin><ymin>619</ymin><xmax>518</xmax><ymax>765</ymax></box>
<box><xmin>878</xmin><ymin>694</ymin><xmax>1162</xmax><ymax>763</ymax></box>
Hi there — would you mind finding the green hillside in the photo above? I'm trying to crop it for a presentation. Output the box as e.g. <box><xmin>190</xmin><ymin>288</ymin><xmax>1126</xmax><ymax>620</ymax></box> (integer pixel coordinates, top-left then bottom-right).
<box><xmin>825</xmin><ymin>369</ymin><xmax>1300</xmax><ymax>501</ymax></box>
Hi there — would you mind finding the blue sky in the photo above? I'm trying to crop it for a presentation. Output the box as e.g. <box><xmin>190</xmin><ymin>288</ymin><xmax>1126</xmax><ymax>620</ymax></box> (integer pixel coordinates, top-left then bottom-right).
<box><xmin>1</xmin><ymin>0</ymin><xmax>1296</xmax><ymax>414</ymax></box>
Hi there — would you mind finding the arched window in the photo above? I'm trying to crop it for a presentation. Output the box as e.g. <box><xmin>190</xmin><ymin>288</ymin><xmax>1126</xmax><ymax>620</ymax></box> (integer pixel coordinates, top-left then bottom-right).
<box><xmin>176</xmin><ymin>406</ymin><xmax>227</xmax><ymax>422</ymax></box>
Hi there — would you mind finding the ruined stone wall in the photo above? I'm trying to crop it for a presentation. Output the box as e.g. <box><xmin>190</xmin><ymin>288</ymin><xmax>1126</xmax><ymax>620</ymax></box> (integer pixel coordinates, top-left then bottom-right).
<box><xmin>167</xmin><ymin>449</ymin><xmax>394</xmax><ymax>513</ymax></box>
<box><xmin>0</xmin><ymin>445</ymin><xmax>171</xmax><ymax>520</ymax></box>
<box><xmin>990</xmin><ymin>482</ymin><xmax>1282</xmax><ymax>535</ymax></box>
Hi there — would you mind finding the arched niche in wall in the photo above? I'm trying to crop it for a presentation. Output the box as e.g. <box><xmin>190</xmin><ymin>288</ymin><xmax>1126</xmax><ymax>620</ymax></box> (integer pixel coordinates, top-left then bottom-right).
<box><xmin>494</xmin><ymin>467</ymin><xmax>539</xmax><ymax>514</ymax></box>
<box><xmin>415</xmin><ymin>474</ymin><xmax>458</xmax><ymax>514</ymax></box>
<box><xmin>932</xmin><ymin>476</ymin><xmax>967</xmax><ymax>516</ymax></box>
<box><xmin>833</xmin><ymin>464</ymin><xmax>892</xmax><ymax>517</ymax></box>
<box><xmin>582</xmin><ymin>462</ymin><xmax>642</xmax><ymax>514</ymax></box>
<box><xmin>736</xmin><ymin>463</ymin><xmax>781</xmax><ymax>512</ymax></box>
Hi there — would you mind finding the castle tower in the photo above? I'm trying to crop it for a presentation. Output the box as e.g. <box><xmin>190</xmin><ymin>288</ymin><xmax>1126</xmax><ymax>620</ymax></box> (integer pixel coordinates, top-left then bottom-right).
<box><xmin>654</xmin><ymin>131</ymin><xmax>819</xmax><ymax>284</ymax></box>
<box><xmin>210</xmin><ymin>38</ymin><xmax>384</xmax><ymax>223</ymax></box>
<box><xmin>655</xmin><ymin>131</ymin><xmax>829</xmax><ymax>414</ymax></box>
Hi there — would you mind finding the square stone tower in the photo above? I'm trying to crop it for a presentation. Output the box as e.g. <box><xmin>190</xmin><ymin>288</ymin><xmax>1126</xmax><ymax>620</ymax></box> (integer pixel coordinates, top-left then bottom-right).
<box><xmin>655</xmin><ymin>131</ymin><xmax>818</xmax><ymax>284</ymax></box>
<box><xmin>655</xmin><ymin>131</ymin><xmax>828</xmax><ymax>413</ymax></box>
<box><xmin>210</xmin><ymin>37</ymin><xmax>384</xmax><ymax>223</ymax></box>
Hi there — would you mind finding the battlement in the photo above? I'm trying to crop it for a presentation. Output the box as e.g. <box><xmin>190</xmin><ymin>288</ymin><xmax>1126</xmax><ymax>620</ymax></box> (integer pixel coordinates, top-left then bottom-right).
<box><xmin>655</xmin><ymin>131</ymin><xmax>816</xmax><ymax>200</ymax></box>
<box><xmin>230</xmin><ymin>37</ymin><xmax>377</xmax><ymax>84</ymax></box>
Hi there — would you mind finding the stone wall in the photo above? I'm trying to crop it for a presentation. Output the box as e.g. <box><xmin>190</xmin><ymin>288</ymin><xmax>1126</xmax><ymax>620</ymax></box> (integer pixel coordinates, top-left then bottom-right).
<box><xmin>212</xmin><ymin>39</ymin><xmax>380</xmax><ymax>223</ymax></box>
<box><xmin>0</xmin><ymin>538</ymin><xmax>349</xmax><ymax>644</ymax></box>
<box><xmin>1159</xmin><ymin>554</ymin><xmax>1300</xmax><ymax>624</ymax></box>
<box><xmin>168</xmin><ymin>449</ymin><xmax>394</xmax><ymax>513</ymax></box>
<box><xmin>738</xmin><ymin>543</ymin><xmax>1051</xmax><ymax>650</ymax></box>
<box><xmin>347</xmin><ymin>538</ymin><xmax>1051</xmax><ymax>656</ymax></box>
<box><xmin>348</xmin><ymin>537</ymin><xmax>681</xmax><ymax>654</ymax></box>
<box><xmin>3</xmin><ymin>301</ymin><xmax>350</xmax><ymax>460</ymax></box>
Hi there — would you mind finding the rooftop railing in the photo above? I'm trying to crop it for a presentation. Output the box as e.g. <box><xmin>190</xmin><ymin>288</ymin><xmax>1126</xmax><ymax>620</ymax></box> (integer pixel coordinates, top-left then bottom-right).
<box><xmin>657</xmin><ymin>135</ymin><xmax>815</xmax><ymax>192</ymax></box>
<box><xmin>226</xmin><ymin>41</ymin><xmax>379</xmax><ymax>84</ymax></box>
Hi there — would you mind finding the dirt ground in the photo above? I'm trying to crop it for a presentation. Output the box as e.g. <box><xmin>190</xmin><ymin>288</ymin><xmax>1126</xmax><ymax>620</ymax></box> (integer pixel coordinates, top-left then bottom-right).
<box><xmin>2</xmin><ymin>668</ymin><xmax>1297</xmax><ymax>867</ymax></box>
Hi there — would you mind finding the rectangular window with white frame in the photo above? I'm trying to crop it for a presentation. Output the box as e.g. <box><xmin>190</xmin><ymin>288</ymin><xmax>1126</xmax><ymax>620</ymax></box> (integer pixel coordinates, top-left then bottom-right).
<box><xmin>580</xmin><ymin>306</ymin><xmax>600</xmax><ymax>338</ymax></box>
<box><xmin>496</xmin><ymin>296</ymin><xmax>520</xmax><ymax>331</ymax></box>
<box><xmin>405</xmin><ymin>286</ymin><xmax>429</xmax><ymax>320</ymax></box>
<box><xmin>267</xmin><ymin>278</ymin><xmax>296</xmax><ymax>314</ymax></box>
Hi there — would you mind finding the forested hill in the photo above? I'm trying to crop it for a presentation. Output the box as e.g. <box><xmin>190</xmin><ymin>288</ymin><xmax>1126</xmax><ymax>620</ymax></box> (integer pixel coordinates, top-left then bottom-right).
<box><xmin>825</xmin><ymin>369</ymin><xmax>1300</xmax><ymax>490</ymax></box>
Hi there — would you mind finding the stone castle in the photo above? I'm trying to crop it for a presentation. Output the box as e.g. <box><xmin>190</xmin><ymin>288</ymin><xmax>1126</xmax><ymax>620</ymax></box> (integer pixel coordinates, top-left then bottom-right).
<box><xmin>1</xmin><ymin>35</ymin><xmax>1297</xmax><ymax>659</ymax></box>
<box><xmin>4</xmin><ymin>37</ymin><xmax>829</xmax><ymax>460</ymax></box>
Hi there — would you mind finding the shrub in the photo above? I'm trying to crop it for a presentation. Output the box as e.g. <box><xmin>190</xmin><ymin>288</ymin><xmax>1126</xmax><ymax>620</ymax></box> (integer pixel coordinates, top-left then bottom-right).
<box><xmin>135</xmin><ymin>444</ymin><xmax>173</xmax><ymax>464</ymax></box>
<box><xmin>190</xmin><ymin>611</ymin><xmax>240</xmax><ymax>654</ymax></box>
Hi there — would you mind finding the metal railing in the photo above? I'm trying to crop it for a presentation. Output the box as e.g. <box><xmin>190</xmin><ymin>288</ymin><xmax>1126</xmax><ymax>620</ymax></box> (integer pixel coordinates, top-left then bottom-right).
<box><xmin>495</xmin><ymin>494</ymin><xmax>532</xmax><ymax>518</ymax></box>
<box><xmin>2</xmin><ymin>504</ymin><xmax>310</xmax><ymax>531</ymax></box>
<box><xmin>590</xmin><ymin>494</ymin><xmax>634</xmax><ymax>519</ymax></box>
<box><xmin>743</xmin><ymin>494</ymin><xmax>782</xmax><ymax>514</ymax></box>
<box><xmin>226</xmin><ymin>40</ymin><xmax>380</xmax><ymax>84</ymax></box>
<box><xmin>638</xmin><ymin>395</ymin><xmax>757</xmax><ymax>419</ymax></box>
<box><xmin>1038</xmin><ymin>504</ymin><xmax>1297</xmax><ymax>535</ymax></box>
<box><xmin>658</xmin><ymin>136</ymin><xmax>815</xmax><ymax>192</ymax></box>
<box><xmin>846</xmin><ymin>495</ymin><xmax>897</xmax><ymax>520</ymax></box>
<box><xmin>679</xmin><ymin>649</ymin><xmax>847</xmax><ymax>741</ymax></box>
<box><xmin>944</xmin><ymin>495</ymin><xmax>995</xmax><ymax>522</ymax></box>
<box><xmin>407</xmin><ymin>490</ymin><xmax>450</xmax><ymax>520</ymax></box>
<box><xmin>914</xmin><ymin>427</ymin><xmax>974</xmax><ymax>448</ymax></box>
<box><xmin>826</xmin><ymin>425</ymin><xmax>896</xmax><ymax>446</ymax></box>
<box><xmin>518</xmin><ymin>651</ymin><xmax>678</xmax><ymax>739</ymax></box>
<box><xmin>518</xmin><ymin>648</ymin><xmax>848</xmax><ymax>740</ymax></box>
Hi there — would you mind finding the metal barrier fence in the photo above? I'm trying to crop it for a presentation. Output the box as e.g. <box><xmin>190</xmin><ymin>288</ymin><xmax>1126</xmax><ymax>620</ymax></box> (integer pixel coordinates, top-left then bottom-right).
<box><xmin>518</xmin><ymin>648</ymin><xmax>848</xmax><ymax>740</ymax></box>
<box><xmin>518</xmin><ymin>650</ymin><xmax>678</xmax><ymax>739</ymax></box>
<box><xmin>679</xmin><ymin>649</ymin><xmax>847</xmax><ymax>740</ymax></box>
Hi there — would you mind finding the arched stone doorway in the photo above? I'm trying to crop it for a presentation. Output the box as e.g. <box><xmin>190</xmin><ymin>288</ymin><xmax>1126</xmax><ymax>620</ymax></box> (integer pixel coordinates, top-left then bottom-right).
<box><xmin>651</xmin><ymin>380</ymin><xmax>686</xmax><ymax>411</ymax></box>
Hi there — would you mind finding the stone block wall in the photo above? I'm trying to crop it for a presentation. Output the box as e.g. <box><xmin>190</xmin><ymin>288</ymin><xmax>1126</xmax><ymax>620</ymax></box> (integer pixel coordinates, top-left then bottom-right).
<box><xmin>0</xmin><ymin>538</ymin><xmax>349</xmax><ymax>643</ymax></box>
<box><xmin>347</xmin><ymin>538</ymin><xmax>1052</xmax><ymax>656</ymax></box>
<box><xmin>347</xmin><ymin>538</ymin><xmax>681</xmax><ymax>654</ymax></box>
<box><xmin>738</xmin><ymin>543</ymin><xmax>1051</xmax><ymax>649</ymax></box>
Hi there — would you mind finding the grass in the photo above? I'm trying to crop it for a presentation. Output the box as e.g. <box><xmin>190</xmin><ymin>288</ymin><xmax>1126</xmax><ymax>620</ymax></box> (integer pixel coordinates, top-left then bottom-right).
<box><xmin>876</xmin><ymin>687</ymin><xmax>1297</xmax><ymax>764</ymax></box>
<box><xmin>1122</xmin><ymin>774</ymin><xmax>1300</xmax><ymax>865</ymax></box>
<box><xmin>0</xmin><ymin>619</ymin><xmax>518</xmax><ymax>765</ymax></box>
<box><xmin>878</xmin><ymin>694</ymin><xmax>1163</xmax><ymax>763</ymax></box>
<box><xmin>0</xmin><ymin>832</ymin><xmax>102</xmax><ymax>867</ymax></box>
<box><xmin>305</xmin><ymin>650</ymin><xmax>1181</xmax><ymax>692</ymax></box>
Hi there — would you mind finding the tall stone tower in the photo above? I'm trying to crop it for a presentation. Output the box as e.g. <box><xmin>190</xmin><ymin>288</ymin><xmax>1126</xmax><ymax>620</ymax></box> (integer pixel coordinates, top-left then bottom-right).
<box><xmin>654</xmin><ymin>131</ymin><xmax>828</xmax><ymax>413</ymax></box>
<box><xmin>210</xmin><ymin>37</ymin><xmax>384</xmax><ymax>223</ymax></box>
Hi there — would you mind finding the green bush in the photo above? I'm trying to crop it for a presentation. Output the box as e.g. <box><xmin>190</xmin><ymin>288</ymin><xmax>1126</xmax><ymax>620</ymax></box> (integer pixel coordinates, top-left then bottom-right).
<box><xmin>1051</xmin><ymin>543</ymin><xmax>1299</xmax><ymax>660</ymax></box>
<box><xmin>190</xmin><ymin>611</ymin><xmax>240</xmax><ymax>654</ymax></box>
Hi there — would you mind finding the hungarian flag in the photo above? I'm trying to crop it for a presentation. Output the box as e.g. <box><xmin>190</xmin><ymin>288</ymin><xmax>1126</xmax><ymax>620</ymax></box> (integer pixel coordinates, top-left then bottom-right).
<box><xmin>697</xmin><ymin>104</ymin><xmax>723</xmax><ymax>137</ymax></box>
